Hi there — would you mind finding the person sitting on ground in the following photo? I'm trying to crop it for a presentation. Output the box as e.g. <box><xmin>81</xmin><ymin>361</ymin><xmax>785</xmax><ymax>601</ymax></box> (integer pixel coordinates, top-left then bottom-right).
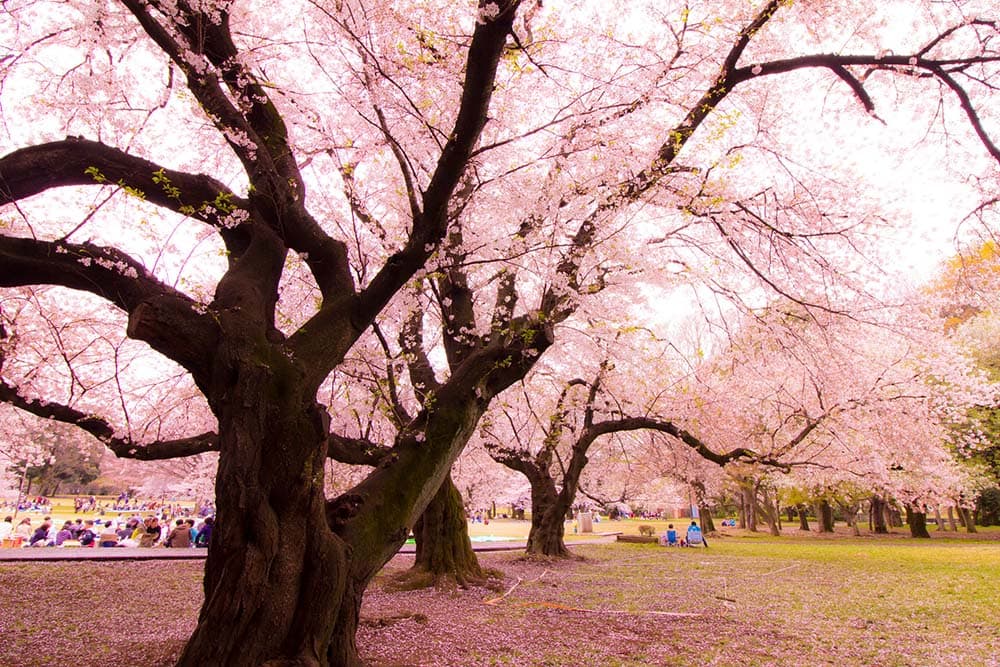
<box><xmin>29</xmin><ymin>521</ymin><xmax>52</xmax><ymax>547</ymax></box>
<box><xmin>0</xmin><ymin>515</ymin><xmax>13</xmax><ymax>542</ymax></box>
<box><xmin>194</xmin><ymin>516</ymin><xmax>213</xmax><ymax>548</ymax></box>
<box><xmin>685</xmin><ymin>520</ymin><xmax>708</xmax><ymax>548</ymax></box>
<box><xmin>78</xmin><ymin>520</ymin><xmax>97</xmax><ymax>547</ymax></box>
<box><xmin>665</xmin><ymin>524</ymin><xmax>678</xmax><ymax>546</ymax></box>
<box><xmin>98</xmin><ymin>522</ymin><xmax>120</xmax><ymax>547</ymax></box>
<box><xmin>165</xmin><ymin>519</ymin><xmax>191</xmax><ymax>548</ymax></box>
<box><xmin>55</xmin><ymin>520</ymin><xmax>75</xmax><ymax>546</ymax></box>
<box><xmin>13</xmin><ymin>517</ymin><xmax>33</xmax><ymax>541</ymax></box>
<box><xmin>129</xmin><ymin>518</ymin><xmax>146</xmax><ymax>542</ymax></box>
<box><xmin>117</xmin><ymin>518</ymin><xmax>135</xmax><ymax>541</ymax></box>
<box><xmin>139</xmin><ymin>516</ymin><xmax>162</xmax><ymax>547</ymax></box>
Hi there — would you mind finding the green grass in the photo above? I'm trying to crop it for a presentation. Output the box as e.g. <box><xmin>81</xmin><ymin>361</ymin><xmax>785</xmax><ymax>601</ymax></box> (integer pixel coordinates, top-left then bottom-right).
<box><xmin>553</xmin><ymin>536</ymin><xmax>1000</xmax><ymax>666</ymax></box>
<box><xmin>4</xmin><ymin>512</ymin><xmax>999</xmax><ymax>666</ymax></box>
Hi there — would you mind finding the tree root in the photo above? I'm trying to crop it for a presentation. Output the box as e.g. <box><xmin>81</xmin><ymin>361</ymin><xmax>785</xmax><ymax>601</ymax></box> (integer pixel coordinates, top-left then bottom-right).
<box><xmin>360</xmin><ymin>612</ymin><xmax>429</xmax><ymax>628</ymax></box>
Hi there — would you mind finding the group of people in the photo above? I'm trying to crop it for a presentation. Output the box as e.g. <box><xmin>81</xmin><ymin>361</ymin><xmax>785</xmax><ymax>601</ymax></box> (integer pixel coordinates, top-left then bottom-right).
<box><xmin>72</xmin><ymin>493</ymin><xmax>215</xmax><ymax>517</ymax></box>
<box><xmin>660</xmin><ymin>521</ymin><xmax>708</xmax><ymax>548</ymax></box>
<box><xmin>0</xmin><ymin>514</ymin><xmax>214</xmax><ymax>549</ymax></box>
<box><xmin>72</xmin><ymin>496</ymin><xmax>100</xmax><ymax>513</ymax></box>
<box><xmin>0</xmin><ymin>496</ymin><xmax>51</xmax><ymax>513</ymax></box>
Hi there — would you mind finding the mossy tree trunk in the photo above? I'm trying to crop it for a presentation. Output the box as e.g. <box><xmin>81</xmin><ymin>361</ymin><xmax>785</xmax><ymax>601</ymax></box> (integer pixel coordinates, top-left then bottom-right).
<box><xmin>411</xmin><ymin>473</ymin><xmax>483</xmax><ymax>585</ymax></box>
<box><xmin>839</xmin><ymin>502</ymin><xmax>861</xmax><ymax>536</ymax></box>
<box><xmin>889</xmin><ymin>505</ymin><xmax>903</xmax><ymax>527</ymax></box>
<box><xmin>176</xmin><ymin>346</ymin><xmax>365</xmax><ymax>667</ymax></box>
<box><xmin>758</xmin><ymin>487</ymin><xmax>781</xmax><ymax>536</ymax></box>
<box><xmin>743</xmin><ymin>485</ymin><xmax>758</xmax><ymax>532</ymax></box>
<box><xmin>698</xmin><ymin>505</ymin><xmax>716</xmax><ymax>532</ymax></box>
<box><xmin>524</xmin><ymin>467</ymin><xmax>572</xmax><ymax>557</ymax></box>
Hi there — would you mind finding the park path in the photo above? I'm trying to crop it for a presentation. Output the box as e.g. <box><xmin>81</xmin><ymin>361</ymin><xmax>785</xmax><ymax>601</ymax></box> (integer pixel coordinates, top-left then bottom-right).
<box><xmin>0</xmin><ymin>533</ymin><xmax>620</xmax><ymax>562</ymax></box>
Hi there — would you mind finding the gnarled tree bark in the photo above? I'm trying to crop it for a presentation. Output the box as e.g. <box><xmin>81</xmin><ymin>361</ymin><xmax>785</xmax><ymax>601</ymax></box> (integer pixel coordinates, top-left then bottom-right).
<box><xmin>411</xmin><ymin>473</ymin><xmax>484</xmax><ymax>586</ymax></box>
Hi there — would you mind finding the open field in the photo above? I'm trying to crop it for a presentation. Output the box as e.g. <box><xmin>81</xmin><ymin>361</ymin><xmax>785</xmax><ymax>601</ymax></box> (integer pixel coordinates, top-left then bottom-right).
<box><xmin>1</xmin><ymin>527</ymin><xmax>998</xmax><ymax>666</ymax></box>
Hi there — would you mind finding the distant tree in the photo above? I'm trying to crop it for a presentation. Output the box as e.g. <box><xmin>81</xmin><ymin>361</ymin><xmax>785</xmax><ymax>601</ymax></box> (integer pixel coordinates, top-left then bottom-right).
<box><xmin>16</xmin><ymin>426</ymin><xmax>102</xmax><ymax>496</ymax></box>
<box><xmin>977</xmin><ymin>487</ymin><xmax>1000</xmax><ymax>526</ymax></box>
<box><xmin>482</xmin><ymin>338</ymin><xmax>785</xmax><ymax>557</ymax></box>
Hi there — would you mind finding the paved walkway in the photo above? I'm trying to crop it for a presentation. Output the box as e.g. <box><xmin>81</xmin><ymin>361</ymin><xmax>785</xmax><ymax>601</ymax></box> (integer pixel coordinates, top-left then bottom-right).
<box><xmin>0</xmin><ymin>533</ymin><xmax>621</xmax><ymax>562</ymax></box>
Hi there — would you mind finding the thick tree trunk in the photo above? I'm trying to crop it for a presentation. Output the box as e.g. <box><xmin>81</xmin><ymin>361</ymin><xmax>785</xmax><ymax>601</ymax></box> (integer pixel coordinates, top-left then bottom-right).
<box><xmin>177</xmin><ymin>380</ymin><xmax>352</xmax><ymax>667</ymax></box>
<box><xmin>840</xmin><ymin>504</ymin><xmax>861</xmax><ymax>536</ymax></box>
<box><xmin>411</xmin><ymin>473</ymin><xmax>483</xmax><ymax>585</ymax></box>
<box><xmin>814</xmin><ymin>499</ymin><xmax>834</xmax><ymax>533</ymax></box>
<box><xmin>758</xmin><ymin>489</ymin><xmax>781</xmax><ymax>536</ymax></box>
<box><xmin>172</xmin><ymin>338</ymin><xmax>495</xmax><ymax>667</ymax></box>
<box><xmin>906</xmin><ymin>506</ymin><xmax>931</xmax><ymax>539</ymax></box>
<box><xmin>797</xmin><ymin>505</ymin><xmax>811</xmax><ymax>531</ymax></box>
<box><xmin>888</xmin><ymin>505</ymin><xmax>903</xmax><ymax>528</ymax></box>
<box><xmin>525</xmin><ymin>473</ymin><xmax>571</xmax><ymax>558</ymax></box>
<box><xmin>958</xmin><ymin>506</ymin><xmax>978</xmax><ymax>533</ymax></box>
<box><xmin>947</xmin><ymin>506</ymin><xmax>958</xmax><ymax>531</ymax></box>
<box><xmin>743</xmin><ymin>486</ymin><xmax>758</xmax><ymax>532</ymax></box>
<box><xmin>698</xmin><ymin>503</ymin><xmax>715</xmax><ymax>533</ymax></box>
<box><xmin>689</xmin><ymin>481</ymin><xmax>715</xmax><ymax>533</ymax></box>
<box><xmin>870</xmin><ymin>495</ymin><xmax>889</xmax><ymax>534</ymax></box>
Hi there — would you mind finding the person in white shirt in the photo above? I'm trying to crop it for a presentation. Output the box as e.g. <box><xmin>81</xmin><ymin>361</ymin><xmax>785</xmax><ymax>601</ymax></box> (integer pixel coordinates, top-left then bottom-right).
<box><xmin>0</xmin><ymin>516</ymin><xmax>13</xmax><ymax>542</ymax></box>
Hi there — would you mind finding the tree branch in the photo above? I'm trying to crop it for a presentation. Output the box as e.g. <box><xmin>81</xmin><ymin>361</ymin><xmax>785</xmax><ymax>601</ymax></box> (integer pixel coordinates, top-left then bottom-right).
<box><xmin>0</xmin><ymin>235</ymin><xmax>219</xmax><ymax>379</ymax></box>
<box><xmin>585</xmin><ymin>416</ymin><xmax>781</xmax><ymax>469</ymax></box>
<box><xmin>354</xmin><ymin>1</ymin><xmax>521</xmax><ymax>326</ymax></box>
<box><xmin>0</xmin><ymin>138</ymin><xmax>250</xmax><ymax>248</ymax></box>
<box><xmin>0</xmin><ymin>378</ymin><xmax>218</xmax><ymax>460</ymax></box>
<box><xmin>120</xmin><ymin>1</ymin><xmax>360</xmax><ymax>304</ymax></box>
<box><xmin>327</xmin><ymin>433</ymin><xmax>392</xmax><ymax>466</ymax></box>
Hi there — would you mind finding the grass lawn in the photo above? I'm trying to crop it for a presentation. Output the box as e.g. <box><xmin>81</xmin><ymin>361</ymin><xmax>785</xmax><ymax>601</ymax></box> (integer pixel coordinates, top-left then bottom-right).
<box><xmin>2</xmin><ymin>524</ymin><xmax>998</xmax><ymax>666</ymax></box>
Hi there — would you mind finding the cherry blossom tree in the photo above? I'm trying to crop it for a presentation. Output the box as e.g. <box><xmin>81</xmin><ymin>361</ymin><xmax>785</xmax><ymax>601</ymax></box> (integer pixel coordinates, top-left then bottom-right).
<box><xmin>480</xmin><ymin>329</ymin><xmax>773</xmax><ymax>556</ymax></box>
<box><xmin>1</xmin><ymin>1</ymin><xmax>999</xmax><ymax>664</ymax></box>
<box><xmin>0</xmin><ymin>411</ymin><xmax>58</xmax><ymax>513</ymax></box>
<box><xmin>670</xmin><ymin>299</ymin><xmax>994</xmax><ymax>537</ymax></box>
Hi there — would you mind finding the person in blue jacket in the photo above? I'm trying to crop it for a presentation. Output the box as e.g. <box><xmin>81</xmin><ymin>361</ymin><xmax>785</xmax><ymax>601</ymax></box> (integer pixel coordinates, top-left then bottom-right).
<box><xmin>685</xmin><ymin>521</ymin><xmax>708</xmax><ymax>547</ymax></box>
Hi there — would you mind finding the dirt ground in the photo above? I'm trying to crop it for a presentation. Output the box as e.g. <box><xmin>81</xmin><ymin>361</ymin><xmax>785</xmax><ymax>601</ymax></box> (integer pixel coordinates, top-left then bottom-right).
<box><xmin>1</xmin><ymin>535</ymin><xmax>998</xmax><ymax>666</ymax></box>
